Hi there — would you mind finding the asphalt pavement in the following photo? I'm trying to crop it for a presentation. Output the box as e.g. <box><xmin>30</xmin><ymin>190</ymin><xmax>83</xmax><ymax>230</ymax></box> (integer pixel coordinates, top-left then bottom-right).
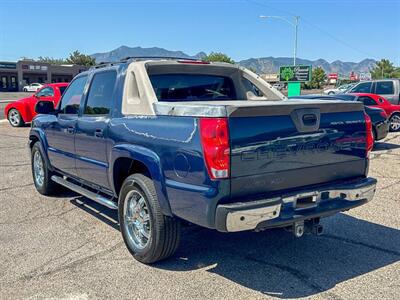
<box><xmin>0</xmin><ymin>123</ymin><xmax>399</xmax><ymax>299</ymax></box>
<box><xmin>0</xmin><ymin>92</ymin><xmax>33</xmax><ymax>120</ymax></box>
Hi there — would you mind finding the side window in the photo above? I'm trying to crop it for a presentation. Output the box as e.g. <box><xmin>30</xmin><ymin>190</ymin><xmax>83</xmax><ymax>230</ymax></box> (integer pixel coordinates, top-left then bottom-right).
<box><xmin>375</xmin><ymin>81</ymin><xmax>394</xmax><ymax>94</ymax></box>
<box><xmin>84</xmin><ymin>71</ymin><xmax>116</xmax><ymax>115</ymax></box>
<box><xmin>351</xmin><ymin>82</ymin><xmax>372</xmax><ymax>93</ymax></box>
<box><xmin>358</xmin><ymin>96</ymin><xmax>377</xmax><ymax>106</ymax></box>
<box><xmin>36</xmin><ymin>87</ymin><xmax>54</xmax><ymax>97</ymax></box>
<box><xmin>378</xmin><ymin>97</ymin><xmax>385</xmax><ymax>103</ymax></box>
<box><xmin>242</xmin><ymin>78</ymin><xmax>265</xmax><ymax>98</ymax></box>
<box><xmin>59</xmin><ymin>76</ymin><xmax>87</xmax><ymax>114</ymax></box>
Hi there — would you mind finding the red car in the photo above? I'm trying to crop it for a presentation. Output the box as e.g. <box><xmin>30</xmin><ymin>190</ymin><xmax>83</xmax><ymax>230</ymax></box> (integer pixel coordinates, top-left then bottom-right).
<box><xmin>351</xmin><ymin>93</ymin><xmax>400</xmax><ymax>131</ymax></box>
<box><xmin>5</xmin><ymin>83</ymin><xmax>68</xmax><ymax>127</ymax></box>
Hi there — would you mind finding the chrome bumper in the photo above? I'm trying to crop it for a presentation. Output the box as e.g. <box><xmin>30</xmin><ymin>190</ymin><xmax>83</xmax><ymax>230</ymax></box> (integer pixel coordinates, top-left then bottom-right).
<box><xmin>215</xmin><ymin>177</ymin><xmax>377</xmax><ymax>232</ymax></box>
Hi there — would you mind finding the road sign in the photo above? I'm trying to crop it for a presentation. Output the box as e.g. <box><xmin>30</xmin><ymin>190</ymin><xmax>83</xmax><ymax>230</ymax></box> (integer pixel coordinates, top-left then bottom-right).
<box><xmin>279</xmin><ymin>65</ymin><xmax>311</xmax><ymax>82</ymax></box>
<box><xmin>328</xmin><ymin>73</ymin><xmax>338</xmax><ymax>79</ymax></box>
<box><xmin>359</xmin><ymin>72</ymin><xmax>372</xmax><ymax>81</ymax></box>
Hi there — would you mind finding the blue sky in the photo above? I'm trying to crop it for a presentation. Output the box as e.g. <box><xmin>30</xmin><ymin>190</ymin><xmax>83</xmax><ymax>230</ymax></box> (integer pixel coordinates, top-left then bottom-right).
<box><xmin>0</xmin><ymin>0</ymin><xmax>399</xmax><ymax>64</ymax></box>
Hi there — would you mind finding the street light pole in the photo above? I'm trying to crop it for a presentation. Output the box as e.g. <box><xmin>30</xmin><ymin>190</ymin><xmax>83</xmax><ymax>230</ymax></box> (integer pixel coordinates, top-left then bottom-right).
<box><xmin>259</xmin><ymin>15</ymin><xmax>300</xmax><ymax>66</ymax></box>
<box><xmin>293</xmin><ymin>16</ymin><xmax>299</xmax><ymax>66</ymax></box>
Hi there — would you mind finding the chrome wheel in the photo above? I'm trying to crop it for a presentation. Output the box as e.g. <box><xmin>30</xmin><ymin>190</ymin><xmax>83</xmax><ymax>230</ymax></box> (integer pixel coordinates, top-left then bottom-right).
<box><xmin>123</xmin><ymin>190</ymin><xmax>151</xmax><ymax>250</ymax></box>
<box><xmin>33</xmin><ymin>151</ymin><xmax>45</xmax><ymax>187</ymax></box>
<box><xmin>8</xmin><ymin>109</ymin><xmax>21</xmax><ymax>126</ymax></box>
<box><xmin>390</xmin><ymin>115</ymin><xmax>400</xmax><ymax>131</ymax></box>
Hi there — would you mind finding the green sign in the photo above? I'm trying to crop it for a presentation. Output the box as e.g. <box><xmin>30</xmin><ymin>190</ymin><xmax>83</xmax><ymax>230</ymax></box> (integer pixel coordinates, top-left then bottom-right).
<box><xmin>287</xmin><ymin>82</ymin><xmax>301</xmax><ymax>97</ymax></box>
<box><xmin>279</xmin><ymin>65</ymin><xmax>311</xmax><ymax>82</ymax></box>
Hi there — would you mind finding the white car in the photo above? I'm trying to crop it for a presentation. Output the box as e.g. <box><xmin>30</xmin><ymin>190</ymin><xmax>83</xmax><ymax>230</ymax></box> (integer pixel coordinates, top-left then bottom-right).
<box><xmin>323</xmin><ymin>83</ymin><xmax>355</xmax><ymax>95</ymax></box>
<box><xmin>23</xmin><ymin>83</ymin><xmax>43</xmax><ymax>92</ymax></box>
<box><xmin>272</xmin><ymin>83</ymin><xmax>285</xmax><ymax>90</ymax></box>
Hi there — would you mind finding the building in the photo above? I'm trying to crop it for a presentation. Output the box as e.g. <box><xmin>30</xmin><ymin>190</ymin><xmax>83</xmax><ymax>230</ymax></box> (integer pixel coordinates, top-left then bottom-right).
<box><xmin>260</xmin><ymin>73</ymin><xmax>280</xmax><ymax>83</ymax></box>
<box><xmin>0</xmin><ymin>60</ymin><xmax>88</xmax><ymax>91</ymax></box>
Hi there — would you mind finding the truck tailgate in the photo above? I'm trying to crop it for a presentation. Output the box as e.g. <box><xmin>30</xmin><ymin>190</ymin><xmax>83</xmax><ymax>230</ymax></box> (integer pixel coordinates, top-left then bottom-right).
<box><xmin>227</xmin><ymin>100</ymin><xmax>368</xmax><ymax>199</ymax></box>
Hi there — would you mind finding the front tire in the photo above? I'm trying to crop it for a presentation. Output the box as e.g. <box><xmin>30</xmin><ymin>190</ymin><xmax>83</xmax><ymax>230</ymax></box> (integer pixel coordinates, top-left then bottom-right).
<box><xmin>328</xmin><ymin>91</ymin><xmax>334</xmax><ymax>95</ymax></box>
<box><xmin>119</xmin><ymin>174</ymin><xmax>181</xmax><ymax>264</ymax></box>
<box><xmin>31</xmin><ymin>142</ymin><xmax>59</xmax><ymax>195</ymax></box>
<box><xmin>8</xmin><ymin>109</ymin><xmax>25</xmax><ymax>127</ymax></box>
<box><xmin>389</xmin><ymin>114</ymin><xmax>400</xmax><ymax>132</ymax></box>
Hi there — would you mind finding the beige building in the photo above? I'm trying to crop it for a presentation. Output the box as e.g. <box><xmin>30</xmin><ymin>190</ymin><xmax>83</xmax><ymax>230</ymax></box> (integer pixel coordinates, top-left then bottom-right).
<box><xmin>0</xmin><ymin>60</ymin><xmax>88</xmax><ymax>91</ymax></box>
<box><xmin>260</xmin><ymin>73</ymin><xmax>280</xmax><ymax>83</ymax></box>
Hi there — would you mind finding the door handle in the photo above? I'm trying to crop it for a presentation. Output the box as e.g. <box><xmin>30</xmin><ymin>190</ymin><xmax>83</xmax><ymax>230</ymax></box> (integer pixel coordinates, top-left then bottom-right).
<box><xmin>66</xmin><ymin>126</ymin><xmax>75</xmax><ymax>134</ymax></box>
<box><xmin>94</xmin><ymin>129</ymin><xmax>104</xmax><ymax>138</ymax></box>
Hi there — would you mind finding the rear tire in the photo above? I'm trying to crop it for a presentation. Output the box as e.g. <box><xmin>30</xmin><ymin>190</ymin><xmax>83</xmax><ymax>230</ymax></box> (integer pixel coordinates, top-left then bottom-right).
<box><xmin>118</xmin><ymin>174</ymin><xmax>181</xmax><ymax>264</ymax></box>
<box><xmin>389</xmin><ymin>114</ymin><xmax>400</xmax><ymax>132</ymax></box>
<box><xmin>328</xmin><ymin>92</ymin><xmax>334</xmax><ymax>95</ymax></box>
<box><xmin>8</xmin><ymin>109</ymin><xmax>25</xmax><ymax>127</ymax></box>
<box><xmin>31</xmin><ymin>142</ymin><xmax>59</xmax><ymax>195</ymax></box>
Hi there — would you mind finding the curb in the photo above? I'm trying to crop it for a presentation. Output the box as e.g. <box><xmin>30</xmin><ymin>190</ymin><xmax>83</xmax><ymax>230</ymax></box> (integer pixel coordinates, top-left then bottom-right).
<box><xmin>0</xmin><ymin>119</ymin><xmax>8</xmax><ymax>123</ymax></box>
<box><xmin>0</xmin><ymin>100</ymin><xmax>16</xmax><ymax>104</ymax></box>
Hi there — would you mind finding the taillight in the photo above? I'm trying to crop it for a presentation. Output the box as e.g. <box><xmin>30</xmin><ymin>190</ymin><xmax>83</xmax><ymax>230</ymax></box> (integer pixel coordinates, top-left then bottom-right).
<box><xmin>200</xmin><ymin>118</ymin><xmax>230</xmax><ymax>179</ymax></box>
<box><xmin>364</xmin><ymin>112</ymin><xmax>373</xmax><ymax>154</ymax></box>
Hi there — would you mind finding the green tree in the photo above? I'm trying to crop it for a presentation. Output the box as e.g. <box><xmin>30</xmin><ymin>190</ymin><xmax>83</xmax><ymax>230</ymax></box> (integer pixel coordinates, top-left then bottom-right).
<box><xmin>202</xmin><ymin>52</ymin><xmax>235</xmax><ymax>64</ymax></box>
<box><xmin>66</xmin><ymin>50</ymin><xmax>96</xmax><ymax>66</ymax></box>
<box><xmin>37</xmin><ymin>56</ymin><xmax>67</xmax><ymax>65</ymax></box>
<box><xmin>307</xmin><ymin>66</ymin><xmax>326</xmax><ymax>89</ymax></box>
<box><xmin>370</xmin><ymin>59</ymin><xmax>397</xmax><ymax>79</ymax></box>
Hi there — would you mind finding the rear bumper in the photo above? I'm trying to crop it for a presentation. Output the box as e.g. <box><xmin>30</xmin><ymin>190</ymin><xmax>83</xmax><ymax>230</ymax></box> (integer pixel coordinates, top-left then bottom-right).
<box><xmin>215</xmin><ymin>177</ymin><xmax>377</xmax><ymax>232</ymax></box>
<box><xmin>375</xmin><ymin>120</ymin><xmax>389</xmax><ymax>140</ymax></box>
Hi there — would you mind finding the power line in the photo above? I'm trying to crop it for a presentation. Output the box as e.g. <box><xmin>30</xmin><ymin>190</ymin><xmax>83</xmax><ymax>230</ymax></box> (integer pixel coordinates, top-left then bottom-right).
<box><xmin>245</xmin><ymin>0</ymin><xmax>381</xmax><ymax>60</ymax></box>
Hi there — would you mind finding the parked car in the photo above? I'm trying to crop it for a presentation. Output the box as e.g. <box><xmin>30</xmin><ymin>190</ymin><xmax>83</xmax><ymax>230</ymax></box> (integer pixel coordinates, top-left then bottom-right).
<box><xmin>272</xmin><ymin>83</ymin><xmax>285</xmax><ymax>90</ymax></box>
<box><xmin>346</xmin><ymin>79</ymin><xmax>400</xmax><ymax>104</ymax></box>
<box><xmin>29</xmin><ymin>58</ymin><xmax>376</xmax><ymax>264</ymax></box>
<box><xmin>349</xmin><ymin>93</ymin><xmax>400</xmax><ymax>131</ymax></box>
<box><xmin>290</xmin><ymin>94</ymin><xmax>389</xmax><ymax>142</ymax></box>
<box><xmin>5</xmin><ymin>83</ymin><xmax>68</xmax><ymax>127</ymax></box>
<box><xmin>23</xmin><ymin>83</ymin><xmax>44</xmax><ymax>92</ymax></box>
<box><xmin>323</xmin><ymin>83</ymin><xmax>355</xmax><ymax>95</ymax></box>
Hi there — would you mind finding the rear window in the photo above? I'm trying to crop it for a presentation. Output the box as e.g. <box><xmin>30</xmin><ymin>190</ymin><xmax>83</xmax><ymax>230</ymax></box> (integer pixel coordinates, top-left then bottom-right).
<box><xmin>149</xmin><ymin>74</ymin><xmax>236</xmax><ymax>101</ymax></box>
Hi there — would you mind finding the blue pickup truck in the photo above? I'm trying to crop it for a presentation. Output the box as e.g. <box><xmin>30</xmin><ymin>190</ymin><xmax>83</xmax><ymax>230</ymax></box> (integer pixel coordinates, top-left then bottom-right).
<box><xmin>30</xmin><ymin>58</ymin><xmax>377</xmax><ymax>263</ymax></box>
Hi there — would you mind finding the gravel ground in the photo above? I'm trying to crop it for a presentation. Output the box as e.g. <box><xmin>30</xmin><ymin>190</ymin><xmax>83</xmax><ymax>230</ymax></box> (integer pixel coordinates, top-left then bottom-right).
<box><xmin>0</xmin><ymin>123</ymin><xmax>399</xmax><ymax>300</ymax></box>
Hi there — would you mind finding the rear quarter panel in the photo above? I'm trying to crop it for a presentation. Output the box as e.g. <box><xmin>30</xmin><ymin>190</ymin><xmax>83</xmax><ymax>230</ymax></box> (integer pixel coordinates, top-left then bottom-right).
<box><xmin>108</xmin><ymin>116</ymin><xmax>230</xmax><ymax>228</ymax></box>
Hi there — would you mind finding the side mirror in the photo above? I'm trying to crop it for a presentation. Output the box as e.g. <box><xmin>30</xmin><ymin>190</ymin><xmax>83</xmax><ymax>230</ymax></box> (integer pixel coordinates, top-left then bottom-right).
<box><xmin>35</xmin><ymin>101</ymin><xmax>56</xmax><ymax>114</ymax></box>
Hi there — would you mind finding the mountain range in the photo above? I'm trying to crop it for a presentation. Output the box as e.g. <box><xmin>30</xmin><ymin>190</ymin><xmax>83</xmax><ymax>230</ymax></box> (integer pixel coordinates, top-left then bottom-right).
<box><xmin>90</xmin><ymin>46</ymin><xmax>376</xmax><ymax>75</ymax></box>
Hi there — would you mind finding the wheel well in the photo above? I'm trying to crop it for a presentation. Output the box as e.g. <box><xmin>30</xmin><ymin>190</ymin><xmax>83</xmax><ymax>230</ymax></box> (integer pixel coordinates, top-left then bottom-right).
<box><xmin>29</xmin><ymin>136</ymin><xmax>39</xmax><ymax>149</ymax></box>
<box><xmin>113</xmin><ymin>158</ymin><xmax>151</xmax><ymax>196</ymax></box>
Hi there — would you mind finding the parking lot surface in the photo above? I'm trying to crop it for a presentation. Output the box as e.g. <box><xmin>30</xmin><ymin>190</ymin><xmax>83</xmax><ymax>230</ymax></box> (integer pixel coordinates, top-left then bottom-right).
<box><xmin>0</xmin><ymin>92</ymin><xmax>33</xmax><ymax>120</ymax></box>
<box><xmin>0</xmin><ymin>123</ymin><xmax>399</xmax><ymax>300</ymax></box>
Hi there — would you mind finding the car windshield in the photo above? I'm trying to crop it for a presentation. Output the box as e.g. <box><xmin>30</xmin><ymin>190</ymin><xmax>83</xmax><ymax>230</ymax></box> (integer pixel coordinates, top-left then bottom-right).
<box><xmin>149</xmin><ymin>74</ymin><xmax>236</xmax><ymax>102</ymax></box>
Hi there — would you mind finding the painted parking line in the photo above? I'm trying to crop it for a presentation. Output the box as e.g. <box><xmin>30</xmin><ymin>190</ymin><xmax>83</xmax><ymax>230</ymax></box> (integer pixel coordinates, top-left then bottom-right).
<box><xmin>0</xmin><ymin>119</ymin><xmax>9</xmax><ymax>123</ymax></box>
<box><xmin>0</xmin><ymin>100</ymin><xmax>15</xmax><ymax>104</ymax></box>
